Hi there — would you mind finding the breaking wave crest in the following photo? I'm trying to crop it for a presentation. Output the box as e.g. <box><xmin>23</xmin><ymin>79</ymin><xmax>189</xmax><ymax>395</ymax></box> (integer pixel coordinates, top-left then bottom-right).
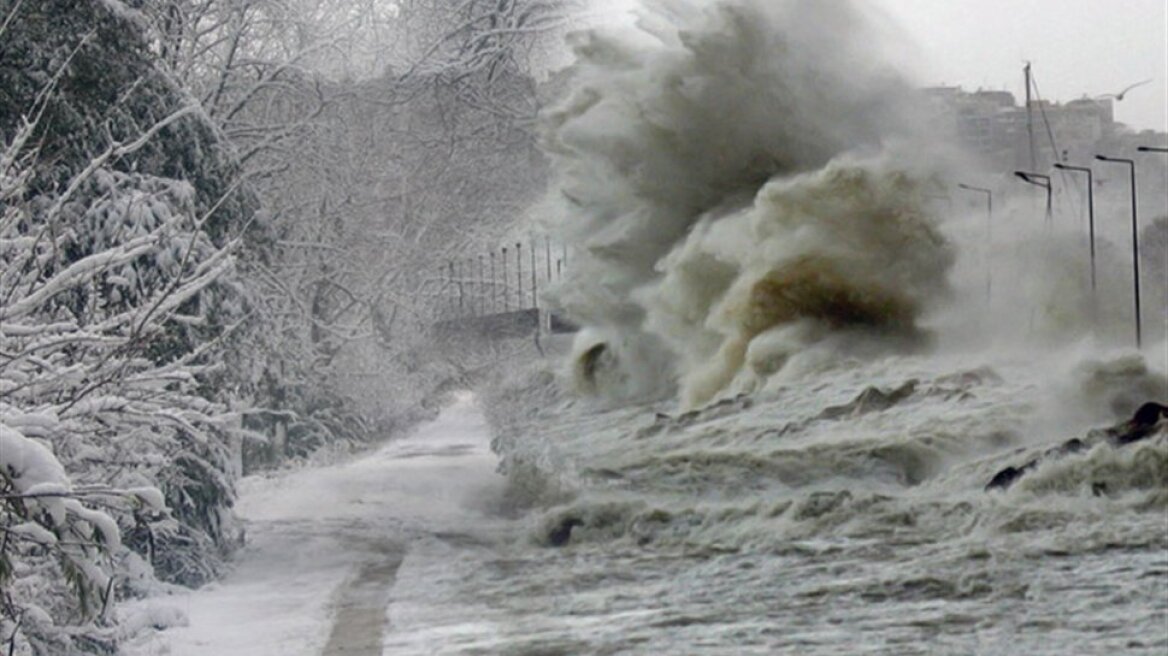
<box><xmin>543</xmin><ymin>0</ymin><xmax>954</xmax><ymax>406</ymax></box>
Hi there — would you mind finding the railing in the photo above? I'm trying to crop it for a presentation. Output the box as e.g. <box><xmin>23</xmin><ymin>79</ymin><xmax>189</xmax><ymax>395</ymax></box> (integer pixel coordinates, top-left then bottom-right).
<box><xmin>430</xmin><ymin>237</ymin><xmax>575</xmax><ymax>338</ymax></box>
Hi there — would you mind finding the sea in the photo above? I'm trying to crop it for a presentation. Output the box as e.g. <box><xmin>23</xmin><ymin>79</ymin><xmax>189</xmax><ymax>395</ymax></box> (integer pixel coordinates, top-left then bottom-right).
<box><xmin>400</xmin><ymin>0</ymin><xmax>1168</xmax><ymax>653</ymax></box>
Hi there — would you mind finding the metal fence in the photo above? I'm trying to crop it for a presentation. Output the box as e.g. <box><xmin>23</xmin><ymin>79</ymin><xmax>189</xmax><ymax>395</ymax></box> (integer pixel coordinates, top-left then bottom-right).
<box><xmin>429</xmin><ymin>237</ymin><xmax>575</xmax><ymax>338</ymax></box>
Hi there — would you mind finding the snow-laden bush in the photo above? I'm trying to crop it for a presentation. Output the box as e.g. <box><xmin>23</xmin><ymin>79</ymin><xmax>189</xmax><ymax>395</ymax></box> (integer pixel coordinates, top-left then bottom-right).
<box><xmin>0</xmin><ymin>106</ymin><xmax>249</xmax><ymax>653</ymax></box>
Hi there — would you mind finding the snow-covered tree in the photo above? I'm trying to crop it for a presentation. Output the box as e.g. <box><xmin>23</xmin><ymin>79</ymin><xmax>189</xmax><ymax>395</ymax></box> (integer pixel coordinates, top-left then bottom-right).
<box><xmin>0</xmin><ymin>1</ymin><xmax>266</xmax><ymax>651</ymax></box>
<box><xmin>0</xmin><ymin>0</ymin><xmax>570</xmax><ymax>648</ymax></box>
<box><xmin>128</xmin><ymin>0</ymin><xmax>571</xmax><ymax>452</ymax></box>
<box><xmin>0</xmin><ymin>111</ymin><xmax>254</xmax><ymax>656</ymax></box>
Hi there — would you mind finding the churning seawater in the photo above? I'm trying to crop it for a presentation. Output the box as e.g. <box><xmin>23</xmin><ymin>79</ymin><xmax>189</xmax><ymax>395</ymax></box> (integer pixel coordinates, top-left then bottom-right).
<box><xmin>470</xmin><ymin>345</ymin><xmax>1167</xmax><ymax>655</ymax></box>
<box><xmin>362</xmin><ymin>343</ymin><xmax>1166</xmax><ymax>655</ymax></box>
<box><xmin>380</xmin><ymin>1</ymin><xmax>1167</xmax><ymax>653</ymax></box>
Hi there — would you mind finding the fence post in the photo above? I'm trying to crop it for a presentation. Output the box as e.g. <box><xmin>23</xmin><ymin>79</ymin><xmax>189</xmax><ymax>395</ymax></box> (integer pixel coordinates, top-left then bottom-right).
<box><xmin>439</xmin><ymin>264</ymin><xmax>448</xmax><ymax>318</ymax></box>
<box><xmin>447</xmin><ymin>260</ymin><xmax>456</xmax><ymax>317</ymax></box>
<box><xmin>516</xmin><ymin>242</ymin><xmax>523</xmax><ymax>310</ymax></box>
<box><xmin>531</xmin><ymin>238</ymin><xmax>538</xmax><ymax>308</ymax></box>
<box><xmin>545</xmin><ymin>236</ymin><xmax>552</xmax><ymax>283</ymax></box>
<box><xmin>502</xmin><ymin>247</ymin><xmax>509</xmax><ymax>311</ymax></box>
<box><xmin>490</xmin><ymin>251</ymin><xmax>497</xmax><ymax>313</ymax></box>
<box><xmin>456</xmin><ymin>259</ymin><xmax>464</xmax><ymax>316</ymax></box>
<box><xmin>464</xmin><ymin>258</ymin><xmax>472</xmax><ymax>317</ymax></box>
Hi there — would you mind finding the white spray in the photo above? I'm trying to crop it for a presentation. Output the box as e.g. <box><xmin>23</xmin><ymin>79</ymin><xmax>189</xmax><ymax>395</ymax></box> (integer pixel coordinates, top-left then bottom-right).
<box><xmin>543</xmin><ymin>0</ymin><xmax>956</xmax><ymax>407</ymax></box>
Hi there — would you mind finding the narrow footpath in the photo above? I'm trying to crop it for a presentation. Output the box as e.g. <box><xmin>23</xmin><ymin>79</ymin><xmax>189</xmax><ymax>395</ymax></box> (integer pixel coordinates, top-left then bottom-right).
<box><xmin>123</xmin><ymin>394</ymin><xmax>508</xmax><ymax>656</ymax></box>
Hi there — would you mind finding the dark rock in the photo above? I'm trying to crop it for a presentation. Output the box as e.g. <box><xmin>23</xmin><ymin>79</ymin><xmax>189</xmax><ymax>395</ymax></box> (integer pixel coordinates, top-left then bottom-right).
<box><xmin>818</xmin><ymin>380</ymin><xmax>918</xmax><ymax>420</ymax></box>
<box><xmin>985</xmin><ymin>402</ymin><xmax>1167</xmax><ymax>491</ymax></box>
<box><xmin>634</xmin><ymin>393</ymin><xmax>754</xmax><ymax>438</ymax></box>
<box><xmin>547</xmin><ymin>517</ymin><xmax>584</xmax><ymax>547</ymax></box>
<box><xmin>1109</xmin><ymin>402</ymin><xmax>1168</xmax><ymax>446</ymax></box>
<box><xmin>985</xmin><ymin>464</ymin><xmax>1035</xmax><ymax>491</ymax></box>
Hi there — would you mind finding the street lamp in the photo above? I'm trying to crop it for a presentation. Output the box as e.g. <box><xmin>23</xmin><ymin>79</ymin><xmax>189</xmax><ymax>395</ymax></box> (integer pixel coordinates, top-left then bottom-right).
<box><xmin>1014</xmin><ymin>171</ymin><xmax>1052</xmax><ymax>222</ymax></box>
<box><xmin>957</xmin><ymin>183</ymin><xmax>993</xmax><ymax>301</ymax></box>
<box><xmin>1052</xmin><ymin>163</ymin><xmax>1098</xmax><ymax>300</ymax></box>
<box><xmin>1095</xmin><ymin>154</ymin><xmax>1141</xmax><ymax>348</ymax></box>
<box><xmin>1137</xmin><ymin>146</ymin><xmax>1168</xmax><ymax>153</ymax></box>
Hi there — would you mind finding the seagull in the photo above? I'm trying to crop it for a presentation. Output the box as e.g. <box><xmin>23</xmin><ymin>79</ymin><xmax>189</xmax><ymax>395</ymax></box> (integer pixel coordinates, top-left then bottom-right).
<box><xmin>1095</xmin><ymin>79</ymin><xmax>1153</xmax><ymax>101</ymax></box>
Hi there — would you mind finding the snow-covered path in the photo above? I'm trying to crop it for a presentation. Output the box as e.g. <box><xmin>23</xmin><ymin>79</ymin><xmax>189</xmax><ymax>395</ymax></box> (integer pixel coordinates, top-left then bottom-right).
<box><xmin>123</xmin><ymin>393</ymin><xmax>507</xmax><ymax>656</ymax></box>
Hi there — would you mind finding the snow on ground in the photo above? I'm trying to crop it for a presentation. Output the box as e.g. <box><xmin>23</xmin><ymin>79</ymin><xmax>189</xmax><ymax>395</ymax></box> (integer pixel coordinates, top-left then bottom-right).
<box><xmin>121</xmin><ymin>393</ymin><xmax>506</xmax><ymax>656</ymax></box>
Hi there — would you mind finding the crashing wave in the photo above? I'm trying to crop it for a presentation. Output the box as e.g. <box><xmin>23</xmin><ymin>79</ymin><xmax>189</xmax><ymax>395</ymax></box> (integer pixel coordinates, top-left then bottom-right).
<box><xmin>544</xmin><ymin>0</ymin><xmax>954</xmax><ymax>407</ymax></box>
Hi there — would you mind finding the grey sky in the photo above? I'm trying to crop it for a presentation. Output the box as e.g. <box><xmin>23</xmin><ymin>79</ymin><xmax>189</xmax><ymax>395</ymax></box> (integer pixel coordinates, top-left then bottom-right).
<box><xmin>875</xmin><ymin>0</ymin><xmax>1167</xmax><ymax>132</ymax></box>
<box><xmin>593</xmin><ymin>0</ymin><xmax>1167</xmax><ymax>132</ymax></box>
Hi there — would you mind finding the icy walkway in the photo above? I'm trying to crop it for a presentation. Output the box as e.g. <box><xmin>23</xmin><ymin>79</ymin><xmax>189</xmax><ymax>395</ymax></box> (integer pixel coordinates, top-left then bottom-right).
<box><xmin>123</xmin><ymin>394</ymin><xmax>505</xmax><ymax>656</ymax></box>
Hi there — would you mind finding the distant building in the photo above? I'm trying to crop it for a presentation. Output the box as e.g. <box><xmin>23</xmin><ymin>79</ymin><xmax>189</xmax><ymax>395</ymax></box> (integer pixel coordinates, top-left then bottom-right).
<box><xmin>919</xmin><ymin>86</ymin><xmax>1143</xmax><ymax>171</ymax></box>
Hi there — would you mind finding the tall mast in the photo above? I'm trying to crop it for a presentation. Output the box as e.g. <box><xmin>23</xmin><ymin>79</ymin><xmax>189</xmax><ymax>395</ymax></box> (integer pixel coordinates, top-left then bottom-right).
<box><xmin>1025</xmin><ymin>62</ymin><xmax>1037</xmax><ymax>171</ymax></box>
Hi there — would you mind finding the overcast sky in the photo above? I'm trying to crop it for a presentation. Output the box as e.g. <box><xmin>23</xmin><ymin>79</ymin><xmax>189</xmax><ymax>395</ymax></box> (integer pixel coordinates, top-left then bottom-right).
<box><xmin>593</xmin><ymin>0</ymin><xmax>1167</xmax><ymax>132</ymax></box>
<box><xmin>874</xmin><ymin>0</ymin><xmax>1166</xmax><ymax>132</ymax></box>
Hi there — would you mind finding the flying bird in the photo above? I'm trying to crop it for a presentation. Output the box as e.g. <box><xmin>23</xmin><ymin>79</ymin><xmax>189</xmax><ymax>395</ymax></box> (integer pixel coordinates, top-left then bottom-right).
<box><xmin>1095</xmin><ymin>79</ymin><xmax>1153</xmax><ymax>101</ymax></box>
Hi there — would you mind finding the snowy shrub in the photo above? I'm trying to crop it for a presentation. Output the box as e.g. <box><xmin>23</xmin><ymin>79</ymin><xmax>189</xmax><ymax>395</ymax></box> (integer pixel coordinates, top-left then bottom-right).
<box><xmin>0</xmin><ymin>72</ymin><xmax>247</xmax><ymax>656</ymax></box>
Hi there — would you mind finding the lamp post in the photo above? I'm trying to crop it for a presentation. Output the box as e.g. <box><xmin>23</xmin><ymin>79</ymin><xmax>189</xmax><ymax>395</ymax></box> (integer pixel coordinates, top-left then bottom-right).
<box><xmin>1053</xmin><ymin>163</ymin><xmax>1097</xmax><ymax>299</ymax></box>
<box><xmin>1095</xmin><ymin>154</ymin><xmax>1141</xmax><ymax>348</ymax></box>
<box><xmin>1137</xmin><ymin>146</ymin><xmax>1168</xmax><ymax>153</ymax></box>
<box><xmin>1014</xmin><ymin>171</ymin><xmax>1052</xmax><ymax>222</ymax></box>
<box><xmin>958</xmin><ymin>183</ymin><xmax>993</xmax><ymax>301</ymax></box>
